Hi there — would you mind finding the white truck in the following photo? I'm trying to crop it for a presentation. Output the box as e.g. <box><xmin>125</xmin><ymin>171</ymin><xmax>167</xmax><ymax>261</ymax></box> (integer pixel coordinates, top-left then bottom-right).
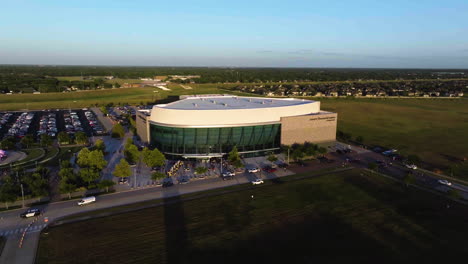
<box><xmin>77</xmin><ymin>196</ymin><xmax>96</xmax><ymax>206</ymax></box>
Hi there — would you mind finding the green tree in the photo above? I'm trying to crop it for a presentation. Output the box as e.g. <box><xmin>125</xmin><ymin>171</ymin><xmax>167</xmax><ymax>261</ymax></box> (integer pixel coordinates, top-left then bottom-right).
<box><xmin>195</xmin><ymin>167</ymin><xmax>208</xmax><ymax>175</ymax></box>
<box><xmin>77</xmin><ymin>148</ymin><xmax>91</xmax><ymax>167</ymax></box>
<box><xmin>111</xmin><ymin>123</ymin><xmax>125</xmax><ymax>138</ymax></box>
<box><xmin>318</xmin><ymin>147</ymin><xmax>327</xmax><ymax>157</ymax></box>
<box><xmin>267</xmin><ymin>154</ymin><xmax>278</xmax><ymax>163</ymax></box>
<box><xmin>124</xmin><ymin>144</ymin><xmax>140</xmax><ymax>164</ymax></box>
<box><xmin>75</xmin><ymin>132</ymin><xmax>88</xmax><ymax>145</ymax></box>
<box><xmin>79</xmin><ymin>168</ymin><xmax>100</xmax><ymax>186</ymax></box>
<box><xmin>291</xmin><ymin>148</ymin><xmax>305</xmax><ymax>162</ymax></box>
<box><xmin>88</xmin><ymin>150</ymin><xmax>107</xmax><ymax>170</ymax></box>
<box><xmin>94</xmin><ymin>139</ymin><xmax>106</xmax><ymax>153</ymax></box>
<box><xmin>114</xmin><ymin>159</ymin><xmax>131</xmax><ymax>179</ymax></box>
<box><xmin>57</xmin><ymin>131</ymin><xmax>70</xmax><ymax>145</ymax></box>
<box><xmin>24</xmin><ymin>173</ymin><xmax>49</xmax><ymax>197</ymax></box>
<box><xmin>233</xmin><ymin>159</ymin><xmax>244</xmax><ymax>168</ymax></box>
<box><xmin>1</xmin><ymin>137</ymin><xmax>16</xmax><ymax>150</ymax></box>
<box><xmin>40</xmin><ymin>134</ymin><xmax>53</xmax><ymax>147</ymax></box>
<box><xmin>142</xmin><ymin>147</ymin><xmax>166</xmax><ymax>168</ymax></box>
<box><xmin>228</xmin><ymin>146</ymin><xmax>240</xmax><ymax>163</ymax></box>
<box><xmin>20</xmin><ymin>134</ymin><xmax>34</xmax><ymax>148</ymax></box>
<box><xmin>59</xmin><ymin>167</ymin><xmax>76</xmax><ymax>182</ymax></box>
<box><xmin>0</xmin><ymin>179</ymin><xmax>18</xmax><ymax>209</ymax></box>
<box><xmin>151</xmin><ymin>172</ymin><xmax>166</xmax><ymax>181</ymax></box>
<box><xmin>59</xmin><ymin>182</ymin><xmax>77</xmax><ymax>199</ymax></box>
<box><xmin>100</xmin><ymin>106</ymin><xmax>108</xmax><ymax>115</ymax></box>
<box><xmin>125</xmin><ymin>137</ymin><xmax>133</xmax><ymax>149</ymax></box>
<box><xmin>60</xmin><ymin>180</ymin><xmax>77</xmax><ymax>199</ymax></box>
<box><xmin>98</xmin><ymin>180</ymin><xmax>115</xmax><ymax>193</ymax></box>
<box><xmin>303</xmin><ymin>142</ymin><xmax>317</xmax><ymax>157</ymax></box>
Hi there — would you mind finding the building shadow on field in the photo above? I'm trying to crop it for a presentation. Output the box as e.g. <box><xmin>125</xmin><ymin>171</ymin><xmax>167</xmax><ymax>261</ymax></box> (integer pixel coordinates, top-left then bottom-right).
<box><xmin>163</xmin><ymin>189</ymin><xmax>188</xmax><ymax>264</ymax></box>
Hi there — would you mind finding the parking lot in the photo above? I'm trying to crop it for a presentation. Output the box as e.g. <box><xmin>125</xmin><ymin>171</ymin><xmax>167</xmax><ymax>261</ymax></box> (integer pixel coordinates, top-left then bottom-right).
<box><xmin>116</xmin><ymin>154</ymin><xmax>295</xmax><ymax>190</ymax></box>
<box><xmin>0</xmin><ymin>109</ymin><xmax>106</xmax><ymax>140</ymax></box>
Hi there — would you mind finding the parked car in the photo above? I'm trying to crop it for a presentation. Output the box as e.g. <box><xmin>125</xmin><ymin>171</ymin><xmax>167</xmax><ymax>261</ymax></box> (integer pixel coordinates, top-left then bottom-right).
<box><xmin>247</xmin><ymin>167</ymin><xmax>260</xmax><ymax>173</ymax></box>
<box><xmin>262</xmin><ymin>166</ymin><xmax>277</xmax><ymax>173</ymax></box>
<box><xmin>162</xmin><ymin>181</ymin><xmax>174</xmax><ymax>187</ymax></box>
<box><xmin>222</xmin><ymin>170</ymin><xmax>235</xmax><ymax>177</ymax></box>
<box><xmin>251</xmin><ymin>178</ymin><xmax>264</xmax><ymax>185</ymax></box>
<box><xmin>20</xmin><ymin>208</ymin><xmax>41</xmax><ymax>218</ymax></box>
<box><xmin>118</xmin><ymin>177</ymin><xmax>128</xmax><ymax>184</ymax></box>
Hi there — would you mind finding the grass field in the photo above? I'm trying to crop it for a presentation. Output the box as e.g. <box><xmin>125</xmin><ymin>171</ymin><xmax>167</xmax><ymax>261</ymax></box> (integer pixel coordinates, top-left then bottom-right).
<box><xmin>55</xmin><ymin>77</ymin><xmax>142</xmax><ymax>85</ymax></box>
<box><xmin>36</xmin><ymin>169</ymin><xmax>468</xmax><ymax>264</ymax></box>
<box><xmin>320</xmin><ymin>98</ymin><xmax>468</xmax><ymax>174</ymax></box>
<box><xmin>0</xmin><ymin>87</ymin><xmax>466</xmax><ymax>174</ymax></box>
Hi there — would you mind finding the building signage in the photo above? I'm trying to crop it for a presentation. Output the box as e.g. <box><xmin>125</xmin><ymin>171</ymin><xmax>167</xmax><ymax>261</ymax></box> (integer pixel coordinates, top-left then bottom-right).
<box><xmin>309</xmin><ymin>116</ymin><xmax>336</xmax><ymax>122</ymax></box>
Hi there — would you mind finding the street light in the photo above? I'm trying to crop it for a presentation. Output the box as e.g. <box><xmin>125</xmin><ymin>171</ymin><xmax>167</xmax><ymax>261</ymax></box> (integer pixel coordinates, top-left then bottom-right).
<box><xmin>20</xmin><ymin>183</ymin><xmax>25</xmax><ymax>208</ymax></box>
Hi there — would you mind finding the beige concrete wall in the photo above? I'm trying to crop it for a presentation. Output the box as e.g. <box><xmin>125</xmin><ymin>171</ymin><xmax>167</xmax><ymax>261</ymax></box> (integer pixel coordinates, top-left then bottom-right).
<box><xmin>280</xmin><ymin>112</ymin><xmax>337</xmax><ymax>145</ymax></box>
<box><xmin>150</xmin><ymin>100</ymin><xmax>320</xmax><ymax>127</ymax></box>
<box><xmin>136</xmin><ymin>112</ymin><xmax>150</xmax><ymax>143</ymax></box>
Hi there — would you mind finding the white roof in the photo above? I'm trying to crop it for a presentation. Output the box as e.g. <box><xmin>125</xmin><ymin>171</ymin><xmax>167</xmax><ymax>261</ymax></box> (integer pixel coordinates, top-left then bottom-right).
<box><xmin>149</xmin><ymin>95</ymin><xmax>321</xmax><ymax>127</ymax></box>
<box><xmin>159</xmin><ymin>95</ymin><xmax>313</xmax><ymax>110</ymax></box>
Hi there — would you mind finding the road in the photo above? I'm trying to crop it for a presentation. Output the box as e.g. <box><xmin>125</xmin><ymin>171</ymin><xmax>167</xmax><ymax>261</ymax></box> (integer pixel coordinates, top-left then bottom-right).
<box><xmin>1</xmin><ymin>144</ymin><xmax>467</xmax><ymax>264</ymax></box>
<box><xmin>0</xmin><ymin>159</ymin><xmax>294</xmax><ymax>264</ymax></box>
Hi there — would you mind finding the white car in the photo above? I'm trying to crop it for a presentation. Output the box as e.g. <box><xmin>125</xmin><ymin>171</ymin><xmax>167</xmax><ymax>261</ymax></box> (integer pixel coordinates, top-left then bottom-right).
<box><xmin>438</xmin><ymin>179</ymin><xmax>452</xmax><ymax>186</ymax></box>
<box><xmin>247</xmin><ymin>167</ymin><xmax>260</xmax><ymax>173</ymax></box>
<box><xmin>251</xmin><ymin>178</ymin><xmax>264</xmax><ymax>185</ymax></box>
<box><xmin>405</xmin><ymin>164</ymin><xmax>417</xmax><ymax>170</ymax></box>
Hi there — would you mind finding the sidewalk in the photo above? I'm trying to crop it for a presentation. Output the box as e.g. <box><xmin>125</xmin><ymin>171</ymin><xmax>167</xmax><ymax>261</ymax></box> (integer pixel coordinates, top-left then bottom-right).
<box><xmin>0</xmin><ymin>233</ymin><xmax>40</xmax><ymax>264</ymax></box>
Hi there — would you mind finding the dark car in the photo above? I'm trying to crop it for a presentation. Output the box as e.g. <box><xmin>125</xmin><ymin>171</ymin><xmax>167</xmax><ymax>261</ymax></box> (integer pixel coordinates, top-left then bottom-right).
<box><xmin>162</xmin><ymin>178</ymin><xmax>174</xmax><ymax>187</ymax></box>
<box><xmin>20</xmin><ymin>208</ymin><xmax>41</xmax><ymax>218</ymax></box>
<box><xmin>277</xmin><ymin>162</ymin><xmax>289</xmax><ymax>168</ymax></box>
<box><xmin>118</xmin><ymin>177</ymin><xmax>128</xmax><ymax>184</ymax></box>
<box><xmin>162</xmin><ymin>181</ymin><xmax>174</xmax><ymax>187</ymax></box>
<box><xmin>263</xmin><ymin>166</ymin><xmax>277</xmax><ymax>173</ymax></box>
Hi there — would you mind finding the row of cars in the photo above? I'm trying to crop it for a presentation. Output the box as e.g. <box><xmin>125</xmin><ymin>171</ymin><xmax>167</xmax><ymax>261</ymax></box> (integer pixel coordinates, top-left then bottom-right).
<box><xmin>37</xmin><ymin>112</ymin><xmax>57</xmax><ymax>137</ymax></box>
<box><xmin>6</xmin><ymin>112</ymin><xmax>35</xmax><ymax>138</ymax></box>
<box><xmin>0</xmin><ymin>113</ymin><xmax>13</xmax><ymax>132</ymax></box>
<box><xmin>64</xmin><ymin>111</ymin><xmax>85</xmax><ymax>135</ymax></box>
<box><xmin>84</xmin><ymin>110</ymin><xmax>105</xmax><ymax>135</ymax></box>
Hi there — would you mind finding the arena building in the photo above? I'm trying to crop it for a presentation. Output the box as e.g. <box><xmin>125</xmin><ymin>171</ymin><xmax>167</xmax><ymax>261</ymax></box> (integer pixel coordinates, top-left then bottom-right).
<box><xmin>136</xmin><ymin>95</ymin><xmax>337</xmax><ymax>158</ymax></box>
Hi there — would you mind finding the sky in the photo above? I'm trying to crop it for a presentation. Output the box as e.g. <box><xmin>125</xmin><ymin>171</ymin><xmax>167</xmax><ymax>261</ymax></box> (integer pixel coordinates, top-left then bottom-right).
<box><xmin>1</xmin><ymin>0</ymin><xmax>468</xmax><ymax>68</ymax></box>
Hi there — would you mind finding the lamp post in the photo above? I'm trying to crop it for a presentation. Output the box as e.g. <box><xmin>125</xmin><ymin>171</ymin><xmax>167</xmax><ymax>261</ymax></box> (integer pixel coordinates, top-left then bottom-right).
<box><xmin>20</xmin><ymin>183</ymin><xmax>25</xmax><ymax>208</ymax></box>
<box><xmin>133</xmin><ymin>167</ymin><xmax>137</xmax><ymax>188</ymax></box>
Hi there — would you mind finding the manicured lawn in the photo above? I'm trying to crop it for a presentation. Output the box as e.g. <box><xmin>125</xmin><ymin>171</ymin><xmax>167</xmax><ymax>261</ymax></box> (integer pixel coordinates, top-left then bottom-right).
<box><xmin>44</xmin><ymin>146</ymin><xmax>83</xmax><ymax>166</ymax></box>
<box><xmin>13</xmin><ymin>148</ymin><xmax>44</xmax><ymax>165</ymax></box>
<box><xmin>36</xmin><ymin>169</ymin><xmax>468</xmax><ymax>264</ymax></box>
<box><xmin>320</xmin><ymin>98</ymin><xmax>468</xmax><ymax>174</ymax></box>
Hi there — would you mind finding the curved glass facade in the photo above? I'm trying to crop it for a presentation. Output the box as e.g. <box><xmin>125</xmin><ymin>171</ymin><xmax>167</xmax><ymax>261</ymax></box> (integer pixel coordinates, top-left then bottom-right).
<box><xmin>149</xmin><ymin>123</ymin><xmax>281</xmax><ymax>156</ymax></box>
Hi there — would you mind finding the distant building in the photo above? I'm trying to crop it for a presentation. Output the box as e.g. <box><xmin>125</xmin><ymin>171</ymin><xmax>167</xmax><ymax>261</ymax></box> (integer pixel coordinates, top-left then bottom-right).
<box><xmin>122</xmin><ymin>83</ymin><xmax>143</xmax><ymax>88</ymax></box>
<box><xmin>168</xmin><ymin>75</ymin><xmax>201</xmax><ymax>81</ymax></box>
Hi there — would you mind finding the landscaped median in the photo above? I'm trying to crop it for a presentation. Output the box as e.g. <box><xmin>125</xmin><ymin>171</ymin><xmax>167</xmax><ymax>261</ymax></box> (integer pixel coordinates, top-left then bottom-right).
<box><xmin>36</xmin><ymin>168</ymin><xmax>468</xmax><ymax>264</ymax></box>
